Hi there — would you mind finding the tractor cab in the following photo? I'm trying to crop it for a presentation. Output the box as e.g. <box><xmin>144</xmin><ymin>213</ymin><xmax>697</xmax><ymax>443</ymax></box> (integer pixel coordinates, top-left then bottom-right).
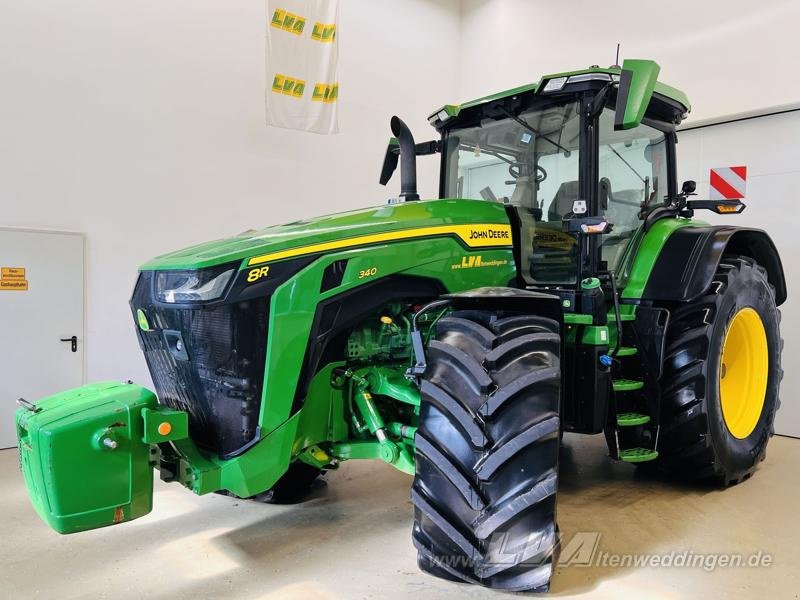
<box><xmin>429</xmin><ymin>60</ymin><xmax>688</xmax><ymax>292</ymax></box>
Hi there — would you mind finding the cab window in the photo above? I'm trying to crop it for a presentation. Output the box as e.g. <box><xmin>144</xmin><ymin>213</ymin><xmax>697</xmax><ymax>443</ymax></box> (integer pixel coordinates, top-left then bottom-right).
<box><xmin>442</xmin><ymin>100</ymin><xmax>582</xmax><ymax>285</ymax></box>
<box><xmin>597</xmin><ymin>109</ymin><xmax>669</xmax><ymax>272</ymax></box>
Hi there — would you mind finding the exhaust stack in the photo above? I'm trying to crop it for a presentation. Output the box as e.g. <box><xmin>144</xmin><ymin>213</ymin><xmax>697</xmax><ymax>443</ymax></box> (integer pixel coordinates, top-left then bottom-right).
<box><xmin>390</xmin><ymin>116</ymin><xmax>419</xmax><ymax>201</ymax></box>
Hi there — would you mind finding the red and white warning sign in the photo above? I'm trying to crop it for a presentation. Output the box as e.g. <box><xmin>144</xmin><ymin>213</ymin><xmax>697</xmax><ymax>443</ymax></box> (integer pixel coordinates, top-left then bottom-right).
<box><xmin>710</xmin><ymin>166</ymin><xmax>747</xmax><ymax>200</ymax></box>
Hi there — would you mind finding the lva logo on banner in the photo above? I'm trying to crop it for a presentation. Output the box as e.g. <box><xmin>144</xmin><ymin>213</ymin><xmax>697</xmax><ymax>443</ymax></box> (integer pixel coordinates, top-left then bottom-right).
<box><xmin>266</xmin><ymin>1</ymin><xmax>340</xmax><ymax>134</ymax></box>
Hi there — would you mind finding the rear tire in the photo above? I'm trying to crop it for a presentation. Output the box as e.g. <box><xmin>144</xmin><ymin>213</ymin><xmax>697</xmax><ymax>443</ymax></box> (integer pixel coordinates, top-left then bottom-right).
<box><xmin>412</xmin><ymin>310</ymin><xmax>561</xmax><ymax>592</ymax></box>
<box><xmin>655</xmin><ymin>255</ymin><xmax>782</xmax><ymax>485</ymax></box>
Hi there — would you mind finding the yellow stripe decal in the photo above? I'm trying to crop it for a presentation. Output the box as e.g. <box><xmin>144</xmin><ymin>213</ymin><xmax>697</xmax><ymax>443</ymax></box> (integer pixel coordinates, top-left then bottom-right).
<box><xmin>247</xmin><ymin>223</ymin><xmax>512</xmax><ymax>266</ymax></box>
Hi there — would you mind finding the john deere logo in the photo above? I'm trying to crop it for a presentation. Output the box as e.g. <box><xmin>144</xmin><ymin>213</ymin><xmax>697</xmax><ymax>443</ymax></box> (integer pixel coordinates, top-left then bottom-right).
<box><xmin>270</xmin><ymin>9</ymin><xmax>306</xmax><ymax>35</ymax></box>
<box><xmin>272</xmin><ymin>74</ymin><xmax>306</xmax><ymax>98</ymax></box>
<box><xmin>312</xmin><ymin>83</ymin><xmax>339</xmax><ymax>103</ymax></box>
<box><xmin>469</xmin><ymin>228</ymin><xmax>510</xmax><ymax>240</ymax></box>
<box><xmin>311</xmin><ymin>22</ymin><xmax>336</xmax><ymax>42</ymax></box>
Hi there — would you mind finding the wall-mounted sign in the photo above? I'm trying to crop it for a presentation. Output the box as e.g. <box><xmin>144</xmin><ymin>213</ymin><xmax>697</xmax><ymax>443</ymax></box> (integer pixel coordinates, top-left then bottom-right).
<box><xmin>1</xmin><ymin>266</ymin><xmax>28</xmax><ymax>291</ymax></box>
<box><xmin>710</xmin><ymin>166</ymin><xmax>747</xmax><ymax>200</ymax></box>
<box><xmin>1</xmin><ymin>267</ymin><xmax>25</xmax><ymax>279</ymax></box>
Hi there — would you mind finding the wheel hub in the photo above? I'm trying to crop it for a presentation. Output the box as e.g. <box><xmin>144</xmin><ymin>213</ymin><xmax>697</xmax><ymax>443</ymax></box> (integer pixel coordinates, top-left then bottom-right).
<box><xmin>719</xmin><ymin>307</ymin><xmax>769</xmax><ymax>439</ymax></box>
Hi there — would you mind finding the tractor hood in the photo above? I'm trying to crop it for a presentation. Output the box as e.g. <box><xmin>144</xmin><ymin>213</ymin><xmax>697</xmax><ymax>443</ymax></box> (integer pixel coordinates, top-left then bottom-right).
<box><xmin>140</xmin><ymin>199</ymin><xmax>511</xmax><ymax>271</ymax></box>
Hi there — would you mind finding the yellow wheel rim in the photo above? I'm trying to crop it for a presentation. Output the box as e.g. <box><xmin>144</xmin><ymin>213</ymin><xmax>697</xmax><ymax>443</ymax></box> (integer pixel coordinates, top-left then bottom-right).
<box><xmin>719</xmin><ymin>307</ymin><xmax>769</xmax><ymax>439</ymax></box>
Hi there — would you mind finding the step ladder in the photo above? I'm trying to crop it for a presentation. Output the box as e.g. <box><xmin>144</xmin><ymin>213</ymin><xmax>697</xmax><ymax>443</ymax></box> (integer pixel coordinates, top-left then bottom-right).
<box><xmin>605</xmin><ymin>274</ymin><xmax>660</xmax><ymax>464</ymax></box>
<box><xmin>610</xmin><ymin>346</ymin><xmax>659</xmax><ymax>463</ymax></box>
<box><xmin>611</xmin><ymin>380</ymin><xmax>660</xmax><ymax>462</ymax></box>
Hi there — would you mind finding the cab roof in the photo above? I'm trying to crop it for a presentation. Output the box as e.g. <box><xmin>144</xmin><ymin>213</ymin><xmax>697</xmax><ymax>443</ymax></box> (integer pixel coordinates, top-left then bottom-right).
<box><xmin>429</xmin><ymin>64</ymin><xmax>690</xmax><ymax>125</ymax></box>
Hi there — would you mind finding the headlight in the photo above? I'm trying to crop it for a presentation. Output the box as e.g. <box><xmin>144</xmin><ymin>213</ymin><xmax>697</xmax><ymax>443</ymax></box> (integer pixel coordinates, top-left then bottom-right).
<box><xmin>566</xmin><ymin>73</ymin><xmax>612</xmax><ymax>84</ymax></box>
<box><xmin>542</xmin><ymin>77</ymin><xmax>567</xmax><ymax>92</ymax></box>
<box><xmin>542</xmin><ymin>72</ymin><xmax>613</xmax><ymax>93</ymax></box>
<box><xmin>154</xmin><ymin>266</ymin><xmax>235</xmax><ymax>303</ymax></box>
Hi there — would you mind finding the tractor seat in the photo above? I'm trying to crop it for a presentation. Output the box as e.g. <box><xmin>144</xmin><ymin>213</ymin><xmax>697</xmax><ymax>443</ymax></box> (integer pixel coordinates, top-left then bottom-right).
<box><xmin>547</xmin><ymin>180</ymin><xmax>579</xmax><ymax>221</ymax></box>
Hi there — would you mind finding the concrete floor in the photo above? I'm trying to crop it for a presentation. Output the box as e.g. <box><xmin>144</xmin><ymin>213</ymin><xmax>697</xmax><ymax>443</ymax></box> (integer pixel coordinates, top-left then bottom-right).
<box><xmin>1</xmin><ymin>434</ymin><xmax>798</xmax><ymax>600</ymax></box>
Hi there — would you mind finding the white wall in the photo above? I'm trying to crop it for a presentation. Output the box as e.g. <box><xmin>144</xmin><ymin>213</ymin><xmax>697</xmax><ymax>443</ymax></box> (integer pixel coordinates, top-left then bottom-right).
<box><xmin>3</xmin><ymin>0</ymin><xmax>798</xmax><ymax>393</ymax></box>
<box><xmin>0</xmin><ymin>0</ymin><xmax>461</xmax><ymax>385</ymax></box>
<box><xmin>459</xmin><ymin>0</ymin><xmax>800</xmax><ymax>123</ymax></box>
<box><xmin>677</xmin><ymin>112</ymin><xmax>800</xmax><ymax>437</ymax></box>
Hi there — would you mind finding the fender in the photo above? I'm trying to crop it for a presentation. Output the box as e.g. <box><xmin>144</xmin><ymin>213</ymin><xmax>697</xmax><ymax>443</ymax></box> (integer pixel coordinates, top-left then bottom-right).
<box><xmin>443</xmin><ymin>286</ymin><xmax>564</xmax><ymax>322</ymax></box>
<box><xmin>642</xmin><ymin>226</ymin><xmax>787</xmax><ymax>305</ymax></box>
<box><xmin>292</xmin><ymin>274</ymin><xmax>447</xmax><ymax>412</ymax></box>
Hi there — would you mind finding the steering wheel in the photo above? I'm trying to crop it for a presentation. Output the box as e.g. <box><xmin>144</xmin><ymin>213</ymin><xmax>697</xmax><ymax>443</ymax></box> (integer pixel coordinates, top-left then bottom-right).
<box><xmin>508</xmin><ymin>163</ymin><xmax>547</xmax><ymax>183</ymax></box>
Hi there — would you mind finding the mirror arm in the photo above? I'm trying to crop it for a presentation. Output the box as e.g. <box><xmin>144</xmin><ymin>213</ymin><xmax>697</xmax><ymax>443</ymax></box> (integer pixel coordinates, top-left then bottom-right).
<box><xmin>414</xmin><ymin>140</ymin><xmax>441</xmax><ymax>156</ymax></box>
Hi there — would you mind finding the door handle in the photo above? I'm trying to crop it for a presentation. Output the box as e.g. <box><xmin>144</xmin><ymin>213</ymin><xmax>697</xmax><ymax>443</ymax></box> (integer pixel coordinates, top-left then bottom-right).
<box><xmin>60</xmin><ymin>335</ymin><xmax>78</xmax><ymax>352</ymax></box>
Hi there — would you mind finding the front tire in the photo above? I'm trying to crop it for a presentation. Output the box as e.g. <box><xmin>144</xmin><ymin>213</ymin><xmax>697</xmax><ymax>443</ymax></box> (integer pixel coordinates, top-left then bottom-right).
<box><xmin>219</xmin><ymin>462</ymin><xmax>324</xmax><ymax>504</ymax></box>
<box><xmin>655</xmin><ymin>255</ymin><xmax>782</xmax><ymax>485</ymax></box>
<box><xmin>411</xmin><ymin>310</ymin><xmax>561</xmax><ymax>592</ymax></box>
<box><xmin>255</xmin><ymin>461</ymin><xmax>324</xmax><ymax>503</ymax></box>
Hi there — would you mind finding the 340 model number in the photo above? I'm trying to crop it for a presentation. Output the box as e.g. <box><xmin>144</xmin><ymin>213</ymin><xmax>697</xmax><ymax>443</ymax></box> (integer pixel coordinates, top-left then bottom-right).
<box><xmin>358</xmin><ymin>267</ymin><xmax>378</xmax><ymax>279</ymax></box>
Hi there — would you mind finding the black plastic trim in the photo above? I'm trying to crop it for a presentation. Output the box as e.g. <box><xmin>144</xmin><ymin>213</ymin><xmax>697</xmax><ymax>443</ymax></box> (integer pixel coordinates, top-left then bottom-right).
<box><xmin>632</xmin><ymin>307</ymin><xmax>670</xmax><ymax>380</ymax></box>
<box><xmin>504</xmin><ymin>204</ymin><xmax>526</xmax><ymax>288</ymax></box>
<box><xmin>291</xmin><ymin>274</ymin><xmax>447</xmax><ymax>412</ymax></box>
<box><xmin>614</xmin><ymin>69</ymin><xmax>633</xmax><ymax>130</ymax></box>
<box><xmin>320</xmin><ymin>259</ymin><xmax>349</xmax><ymax>293</ymax></box>
<box><xmin>642</xmin><ymin>226</ymin><xmax>787</xmax><ymax>305</ymax></box>
<box><xmin>228</xmin><ymin>256</ymin><xmax>317</xmax><ymax>302</ymax></box>
<box><xmin>442</xmin><ymin>287</ymin><xmax>563</xmax><ymax>323</ymax></box>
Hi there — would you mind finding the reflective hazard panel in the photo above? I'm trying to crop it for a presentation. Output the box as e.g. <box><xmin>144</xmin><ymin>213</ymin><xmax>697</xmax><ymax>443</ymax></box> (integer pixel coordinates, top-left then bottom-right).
<box><xmin>710</xmin><ymin>166</ymin><xmax>747</xmax><ymax>200</ymax></box>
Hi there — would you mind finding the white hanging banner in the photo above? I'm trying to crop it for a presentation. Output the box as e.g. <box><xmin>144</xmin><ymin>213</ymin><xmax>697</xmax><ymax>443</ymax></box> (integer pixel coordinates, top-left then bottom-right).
<box><xmin>266</xmin><ymin>0</ymin><xmax>339</xmax><ymax>134</ymax></box>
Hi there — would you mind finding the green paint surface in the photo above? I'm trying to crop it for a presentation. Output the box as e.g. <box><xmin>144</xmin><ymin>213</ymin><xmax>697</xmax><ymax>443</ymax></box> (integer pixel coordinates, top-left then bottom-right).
<box><xmin>140</xmin><ymin>199</ymin><xmax>511</xmax><ymax>271</ymax></box>
<box><xmin>621</xmin><ymin>218</ymin><xmax>694</xmax><ymax>300</ymax></box>
<box><xmin>617</xmin><ymin>59</ymin><xmax>661</xmax><ymax>130</ymax></box>
<box><xmin>16</xmin><ymin>382</ymin><xmax>157</xmax><ymax>533</ymax></box>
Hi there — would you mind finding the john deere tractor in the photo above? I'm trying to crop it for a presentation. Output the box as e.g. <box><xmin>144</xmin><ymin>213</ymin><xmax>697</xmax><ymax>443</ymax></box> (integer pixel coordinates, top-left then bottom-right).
<box><xmin>16</xmin><ymin>59</ymin><xmax>785</xmax><ymax>592</ymax></box>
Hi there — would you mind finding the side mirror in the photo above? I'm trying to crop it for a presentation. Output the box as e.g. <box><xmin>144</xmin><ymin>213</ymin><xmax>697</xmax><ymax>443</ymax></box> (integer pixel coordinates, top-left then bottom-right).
<box><xmin>614</xmin><ymin>59</ymin><xmax>660</xmax><ymax>130</ymax></box>
<box><xmin>379</xmin><ymin>138</ymin><xmax>400</xmax><ymax>186</ymax></box>
<box><xmin>378</xmin><ymin>133</ymin><xmax>441</xmax><ymax>188</ymax></box>
<box><xmin>681</xmin><ymin>180</ymin><xmax>697</xmax><ymax>195</ymax></box>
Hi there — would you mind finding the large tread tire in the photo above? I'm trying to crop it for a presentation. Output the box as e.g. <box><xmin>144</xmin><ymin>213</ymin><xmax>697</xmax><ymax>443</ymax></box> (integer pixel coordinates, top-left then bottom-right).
<box><xmin>655</xmin><ymin>255</ymin><xmax>783</xmax><ymax>485</ymax></box>
<box><xmin>255</xmin><ymin>461</ymin><xmax>324</xmax><ymax>504</ymax></box>
<box><xmin>412</xmin><ymin>310</ymin><xmax>561</xmax><ymax>592</ymax></box>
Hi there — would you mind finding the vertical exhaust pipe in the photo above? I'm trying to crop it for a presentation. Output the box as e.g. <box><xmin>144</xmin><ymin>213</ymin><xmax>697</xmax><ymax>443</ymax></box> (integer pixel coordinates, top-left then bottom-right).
<box><xmin>390</xmin><ymin>116</ymin><xmax>419</xmax><ymax>201</ymax></box>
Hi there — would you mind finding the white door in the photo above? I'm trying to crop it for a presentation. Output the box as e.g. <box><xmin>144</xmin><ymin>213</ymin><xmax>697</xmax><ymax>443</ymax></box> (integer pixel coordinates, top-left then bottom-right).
<box><xmin>677</xmin><ymin>109</ymin><xmax>800</xmax><ymax>438</ymax></box>
<box><xmin>0</xmin><ymin>229</ymin><xmax>84</xmax><ymax>448</ymax></box>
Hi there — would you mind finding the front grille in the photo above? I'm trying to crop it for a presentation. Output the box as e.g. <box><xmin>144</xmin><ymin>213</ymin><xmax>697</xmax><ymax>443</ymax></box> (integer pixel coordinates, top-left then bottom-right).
<box><xmin>131</xmin><ymin>271</ymin><xmax>269</xmax><ymax>457</ymax></box>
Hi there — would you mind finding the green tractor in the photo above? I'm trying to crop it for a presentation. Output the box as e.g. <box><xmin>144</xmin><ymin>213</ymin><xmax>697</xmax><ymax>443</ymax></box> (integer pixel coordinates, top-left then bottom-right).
<box><xmin>16</xmin><ymin>59</ymin><xmax>785</xmax><ymax>592</ymax></box>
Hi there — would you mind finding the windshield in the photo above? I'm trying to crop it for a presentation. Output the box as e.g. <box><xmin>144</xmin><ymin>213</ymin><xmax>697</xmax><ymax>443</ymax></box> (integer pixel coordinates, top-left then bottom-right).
<box><xmin>443</xmin><ymin>99</ymin><xmax>582</xmax><ymax>284</ymax></box>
